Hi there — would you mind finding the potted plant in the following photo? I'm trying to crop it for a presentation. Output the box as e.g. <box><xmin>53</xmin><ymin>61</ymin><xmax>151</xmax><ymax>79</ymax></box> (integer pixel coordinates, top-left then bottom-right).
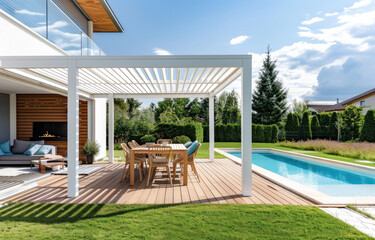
<box><xmin>81</xmin><ymin>140</ymin><xmax>100</xmax><ymax>164</ymax></box>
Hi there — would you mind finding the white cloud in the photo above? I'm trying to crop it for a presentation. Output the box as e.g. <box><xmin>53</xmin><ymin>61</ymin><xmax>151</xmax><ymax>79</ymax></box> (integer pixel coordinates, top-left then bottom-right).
<box><xmin>301</xmin><ymin>17</ymin><xmax>324</xmax><ymax>25</ymax></box>
<box><xmin>345</xmin><ymin>0</ymin><xmax>374</xmax><ymax>11</ymax></box>
<box><xmin>15</xmin><ymin>9</ymin><xmax>45</xmax><ymax>16</ymax></box>
<box><xmin>325</xmin><ymin>12</ymin><xmax>339</xmax><ymax>17</ymax></box>
<box><xmin>230</xmin><ymin>35</ymin><xmax>249</xmax><ymax>45</ymax></box>
<box><xmin>153</xmin><ymin>48</ymin><xmax>172</xmax><ymax>55</ymax></box>
<box><xmin>298</xmin><ymin>26</ymin><xmax>310</xmax><ymax>31</ymax></box>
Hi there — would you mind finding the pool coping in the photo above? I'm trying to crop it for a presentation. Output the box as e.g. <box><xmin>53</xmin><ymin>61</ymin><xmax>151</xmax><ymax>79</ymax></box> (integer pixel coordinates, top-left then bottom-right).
<box><xmin>215</xmin><ymin>148</ymin><xmax>375</xmax><ymax>205</ymax></box>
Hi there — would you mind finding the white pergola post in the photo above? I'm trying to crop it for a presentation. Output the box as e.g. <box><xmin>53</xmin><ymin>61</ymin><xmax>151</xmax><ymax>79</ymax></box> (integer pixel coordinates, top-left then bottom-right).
<box><xmin>108</xmin><ymin>93</ymin><xmax>114</xmax><ymax>164</ymax></box>
<box><xmin>209</xmin><ymin>94</ymin><xmax>215</xmax><ymax>162</ymax></box>
<box><xmin>67</xmin><ymin>60</ymin><xmax>79</xmax><ymax>198</ymax></box>
<box><xmin>241</xmin><ymin>59</ymin><xmax>252</xmax><ymax>196</ymax></box>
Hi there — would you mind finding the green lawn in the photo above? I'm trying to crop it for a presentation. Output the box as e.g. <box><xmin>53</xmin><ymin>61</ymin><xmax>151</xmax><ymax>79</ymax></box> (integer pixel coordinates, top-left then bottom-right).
<box><xmin>0</xmin><ymin>203</ymin><xmax>370</xmax><ymax>239</ymax></box>
<box><xmin>107</xmin><ymin>142</ymin><xmax>375</xmax><ymax>167</ymax></box>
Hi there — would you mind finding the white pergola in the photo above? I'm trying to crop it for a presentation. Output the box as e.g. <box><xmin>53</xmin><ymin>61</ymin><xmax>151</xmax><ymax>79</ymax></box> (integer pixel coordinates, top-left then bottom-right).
<box><xmin>0</xmin><ymin>55</ymin><xmax>252</xmax><ymax>198</ymax></box>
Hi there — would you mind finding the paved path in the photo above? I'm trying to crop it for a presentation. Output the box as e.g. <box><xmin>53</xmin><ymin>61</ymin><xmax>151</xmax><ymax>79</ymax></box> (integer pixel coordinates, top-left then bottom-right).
<box><xmin>321</xmin><ymin>207</ymin><xmax>375</xmax><ymax>238</ymax></box>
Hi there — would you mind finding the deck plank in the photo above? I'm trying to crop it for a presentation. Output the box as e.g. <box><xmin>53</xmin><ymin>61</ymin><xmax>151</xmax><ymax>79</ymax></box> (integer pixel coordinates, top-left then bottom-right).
<box><xmin>4</xmin><ymin>159</ymin><xmax>315</xmax><ymax>205</ymax></box>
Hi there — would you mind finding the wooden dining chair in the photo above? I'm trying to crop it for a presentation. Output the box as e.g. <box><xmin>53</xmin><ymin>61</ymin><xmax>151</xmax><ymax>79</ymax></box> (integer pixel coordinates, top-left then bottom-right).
<box><xmin>147</xmin><ymin>146</ymin><xmax>173</xmax><ymax>187</ymax></box>
<box><xmin>157</xmin><ymin>139</ymin><xmax>172</xmax><ymax>145</ymax></box>
<box><xmin>120</xmin><ymin>143</ymin><xmax>146</xmax><ymax>183</ymax></box>
<box><xmin>132</xmin><ymin>140</ymin><xmax>141</xmax><ymax>147</ymax></box>
<box><xmin>173</xmin><ymin>143</ymin><xmax>201</xmax><ymax>182</ymax></box>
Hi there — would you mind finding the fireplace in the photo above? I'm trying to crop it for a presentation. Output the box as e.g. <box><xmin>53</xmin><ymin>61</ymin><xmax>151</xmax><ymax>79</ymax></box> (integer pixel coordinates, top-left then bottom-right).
<box><xmin>32</xmin><ymin>122</ymin><xmax>67</xmax><ymax>141</ymax></box>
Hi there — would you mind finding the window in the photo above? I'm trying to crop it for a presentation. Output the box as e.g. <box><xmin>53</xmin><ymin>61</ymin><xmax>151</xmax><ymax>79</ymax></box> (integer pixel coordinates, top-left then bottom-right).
<box><xmin>360</xmin><ymin>100</ymin><xmax>366</xmax><ymax>106</ymax></box>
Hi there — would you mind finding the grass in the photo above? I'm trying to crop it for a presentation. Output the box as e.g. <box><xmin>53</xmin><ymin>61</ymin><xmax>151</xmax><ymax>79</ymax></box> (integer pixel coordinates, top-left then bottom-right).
<box><xmin>106</xmin><ymin>142</ymin><xmax>375</xmax><ymax>167</ymax></box>
<box><xmin>0</xmin><ymin>203</ymin><xmax>371</xmax><ymax>239</ymax></box>
<box><xmin>347</xmin><ymin>205</ymin><xmax>375</xmax><ymax>221</ymax></box>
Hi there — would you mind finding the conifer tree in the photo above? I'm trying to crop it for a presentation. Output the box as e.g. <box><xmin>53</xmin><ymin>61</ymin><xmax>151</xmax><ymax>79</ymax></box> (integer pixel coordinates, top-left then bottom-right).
<box><xmin>311</xmin><ymin>115</ymin><xmax>320</xmax><ymax>139</ymax></box>
<box><xmin>360</xmin><ymin>110</ymin><xmax>375</xmax><ymax>142</ymax></box>
<box><xmin>300</xmin><ymin>111</ymin><xmax>312</xmax><ymax>140</ymax></box>
<box><xmin>252</xmin><ymin>46</ymin><xmax>288</xmax><ymax>125</ymax></box>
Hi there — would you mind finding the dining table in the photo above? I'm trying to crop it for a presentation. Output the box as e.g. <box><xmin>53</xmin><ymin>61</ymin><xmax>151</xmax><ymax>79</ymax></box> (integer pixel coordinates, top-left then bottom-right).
<box><xmin>128</xmin><ymin>143</ymin><xmax>188</xmax><ymax>186</ymax></box>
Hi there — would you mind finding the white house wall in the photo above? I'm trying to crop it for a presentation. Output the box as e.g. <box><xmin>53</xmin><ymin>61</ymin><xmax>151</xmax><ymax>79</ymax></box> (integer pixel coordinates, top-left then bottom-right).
<box><xmin>0</xmin><ymin>11</ymin><xmax>65</xmax><ymax>56</ymax></box>
<box><xmin>349</xmin><ymin>94</ymin><xmax>375</xmax><ymax>115</ymax></box>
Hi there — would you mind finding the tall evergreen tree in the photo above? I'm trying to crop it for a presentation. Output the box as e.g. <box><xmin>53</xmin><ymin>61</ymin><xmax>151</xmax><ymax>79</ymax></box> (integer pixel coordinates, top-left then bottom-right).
<box><xmin>360</xmin><ymin>110</ymin><xmax>375</xmax><ymax>142</ymax></box>
<box><xmin>252</xmin><ymin>46</ymin><xmax>288</xmax><ymax>125</ymax></box>
<box><xmin>285</xmin><ymin>113</ymin><xmax>299</xmax><ymax>141</ymax></box>
<box><xmin>311</xmin><ymin>115</ymin><xmax>321</xmax><ymax>139</ymax></box>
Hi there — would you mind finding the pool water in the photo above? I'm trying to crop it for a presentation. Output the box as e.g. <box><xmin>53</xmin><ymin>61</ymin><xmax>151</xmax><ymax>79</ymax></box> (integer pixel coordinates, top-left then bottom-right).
<box><xmin>228</xmin><ymin>151</ymin><xmax>375</xmax><ymax>197</ymax></box>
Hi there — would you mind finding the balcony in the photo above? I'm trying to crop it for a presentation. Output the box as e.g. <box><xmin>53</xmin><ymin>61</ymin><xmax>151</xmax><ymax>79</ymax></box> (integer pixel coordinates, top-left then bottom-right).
<box><xmin>0</xmin><ymin>0</ymin><xmax>104</xmax><ymax>56</ymax></box>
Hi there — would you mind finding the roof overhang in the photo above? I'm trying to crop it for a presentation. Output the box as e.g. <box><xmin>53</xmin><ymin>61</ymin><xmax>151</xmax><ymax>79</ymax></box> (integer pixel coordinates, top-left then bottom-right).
<box><xmin>0</xmin><ymin>55</ymin><xmax>251</xmax><ymax>99</ymax></box>
<box><xmin>73</xmin><ymin>0</ymin><xmax>123</xmax><ymax>32</ymax></box>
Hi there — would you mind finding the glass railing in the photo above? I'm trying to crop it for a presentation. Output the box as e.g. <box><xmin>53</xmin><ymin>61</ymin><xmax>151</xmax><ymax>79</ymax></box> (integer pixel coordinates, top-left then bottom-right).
<box><xmin>0</xmin><ymin>0</ymin><xmax>104</xmax><ymax>56</ymax></box>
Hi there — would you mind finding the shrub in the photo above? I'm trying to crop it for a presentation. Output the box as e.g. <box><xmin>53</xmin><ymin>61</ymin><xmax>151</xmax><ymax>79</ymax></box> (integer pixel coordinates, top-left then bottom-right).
<box><xmin>329</xmin><ymin>112</ymin><xmax>338</xmax><ymax>140</ymax></box>
<box><xmin>172</xmin><ymin>135</ymin><xmax>192</xmax><ymax>144</ymax></box>
<box><xmin>311</xmin><ymin>115</ymin><xmax>320</xmax><ymax>139</ymax></box>
<box><xmin>153</xmin><ymin>123</ymin><xmax>203</xmax><ymax>142</ymax></box>
<box><xmin>341</xmin><ymin>105</ymin><xmax>363</xmax><ymax>141</ymax></box>
<box><xmin>141</xmin><ymin>134</ymin><xmax>156</xmax><ymax>143</ymax></box>
<box><xmin>81</xmin><ymin>140</ymin><xmax>100</xmax><ymax>156</ymax></box>
<box><xmin>360</xmin><ymin>110</ymin><xmax>375</xmax><ymax>142</ymax></box>
<box><xmin>203</xmin><ymin>125</ymin><xmax>209</xmax><ymax>142</ymax></box>
<box><xmin>271</xmin><ymin>124</ymin><xmax>278</xmax><ymax>143</ymax></box>
<box><xmin>300</xmin><ymin>111</ymin><xmax>312</xmax><ymax>140</ymax></box>
<box><xmin>254</xmin><ymin>124</ymin><xmax>264</xmax><ymax>143</ymax></box>
<box><xmin>263</xmin><ymin>125</ymin><xmax>273</xmax><ymax>143</ymax></box>
<box><xmin>285</xmin><ymin>113</ymin><xmax>299</xmax><ymax>141</ymax></box>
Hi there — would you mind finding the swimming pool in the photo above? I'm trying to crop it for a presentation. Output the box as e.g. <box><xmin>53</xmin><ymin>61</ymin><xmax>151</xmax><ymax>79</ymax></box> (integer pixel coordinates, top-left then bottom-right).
<box><xmin>223</xmin><ymin>150</ymin><xmax>375</xmax><ymax>200</ymax></box>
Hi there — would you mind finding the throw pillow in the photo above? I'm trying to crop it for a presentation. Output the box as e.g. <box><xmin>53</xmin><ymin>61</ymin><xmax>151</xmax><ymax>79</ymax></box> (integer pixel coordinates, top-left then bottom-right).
<box><xmin>184</xmin><ymin>141</ymin><xmax>193</xmax><ymax>148</ymax></box>
<box><xmin>187</xmin><ymin>140</ymin><xmax>199</xmax><ymax>157</ymax></box>
<box><xmin>0</xmin><ymin>147</ymin><xmax>4</xmax><ymax>156</ymax></box>
<box><xmin>35</xmin><ymin>145</ymin><xmax>53</xmax><ymax>155</ymax></box>
<box><xmin>23</xmin><ymin>143</ymin><xmax>43</xmax><ymax>156</ymax></box>
<box><xmin>0</xmin><ymin>141</ymin><xmax>12</xmax><ymax>154</ymax></box>
<box><xmin>12</xmin><ymin>140</ymin><xmax>44</xmax><ymax>154</ymax></box>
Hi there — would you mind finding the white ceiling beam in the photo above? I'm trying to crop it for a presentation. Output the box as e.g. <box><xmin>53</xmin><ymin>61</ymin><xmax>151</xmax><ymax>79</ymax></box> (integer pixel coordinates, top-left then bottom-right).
<box><xmin>93</xmin><ymin>93</ymin><xmax>211</xmax><ymax>99</ymax></box>
<box><xmin>212</xmin><ymin>69</ymin><xmax>242</xmax><ymax>95</ymax></box>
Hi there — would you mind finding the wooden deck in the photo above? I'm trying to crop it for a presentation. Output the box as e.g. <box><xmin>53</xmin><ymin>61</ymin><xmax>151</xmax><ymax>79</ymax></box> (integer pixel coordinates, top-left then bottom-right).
<box><xmin>5</xmin><ymin>159</ymin><xmax>316</xmax><ymax>205</ymax></box>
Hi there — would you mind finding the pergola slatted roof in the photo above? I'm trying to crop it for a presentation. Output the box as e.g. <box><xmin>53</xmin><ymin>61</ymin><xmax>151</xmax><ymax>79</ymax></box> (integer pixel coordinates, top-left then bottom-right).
<box><xmin>0</xmin><ymin>55</ymin><xmax>248</xmax><ymax>97</ymax></box>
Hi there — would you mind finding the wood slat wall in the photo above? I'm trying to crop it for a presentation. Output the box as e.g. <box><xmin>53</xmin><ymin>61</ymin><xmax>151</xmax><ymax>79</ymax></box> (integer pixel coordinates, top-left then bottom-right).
<box><xmin>16</xmin><ymin>94</ymin><xmax>88</xmax><ymax>161</ymax></box>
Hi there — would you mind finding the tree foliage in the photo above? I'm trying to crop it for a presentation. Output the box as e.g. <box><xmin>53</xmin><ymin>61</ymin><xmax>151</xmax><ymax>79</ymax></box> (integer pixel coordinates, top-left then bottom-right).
<box><xmin>311</xmin><ymin>115</ymin><xmax>321</xmax><ymax>139</ymax></box>
<box><xmin>285</xmin><ymin>113</ymin><xmax>299</xmax><ymax>141</ymax></box>
<box><xmin>341</xmin><ymin>105</ymin><xmax>363</xmax><ymax>141</ymax></box>
<box><xmin>252</xmin><ymin>46</ymin><xmax>288</xmax><ymax>125</ymax></box>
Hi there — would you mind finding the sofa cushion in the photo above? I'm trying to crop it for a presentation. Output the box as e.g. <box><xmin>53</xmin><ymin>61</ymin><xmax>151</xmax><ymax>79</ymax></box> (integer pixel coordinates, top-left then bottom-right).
<box><xmin>24</xmin><ymin>143</ymin><xmax>43</xmax><ymax>156</ymax></box>
<box><xmin>12</xmin><ymin>140</ymin><xmax>44</xmax><ymax>154</ymax></box>
<box><xmin>35</xmin><ymin>145</ymin><xmax>53</xmax><ymax>155</ymax></box>
<box><xmin>0</xmin><ymin>141</ymin><xmax>12</xmax><ymax>155</ymax></box>
<box><xmin>0</xmin><ymin>154</ymin><xmax>45</xmax><ymax>161</ymax></box>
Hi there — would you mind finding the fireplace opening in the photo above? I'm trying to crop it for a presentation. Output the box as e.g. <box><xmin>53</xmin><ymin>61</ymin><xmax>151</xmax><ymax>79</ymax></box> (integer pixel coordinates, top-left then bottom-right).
<box><xmin>32</xmin><ymin>122</ymin><xmax>67</xmax><ymax>141</ymax></box>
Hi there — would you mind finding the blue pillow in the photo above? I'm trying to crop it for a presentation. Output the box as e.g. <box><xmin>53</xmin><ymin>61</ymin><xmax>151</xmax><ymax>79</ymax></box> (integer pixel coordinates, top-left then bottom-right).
<box><xmin>0</xmin><ymin>147</ymin><xmax>4</xmax><ymax>156</ymax></box>
<box><xmin>35</xmin><ymin>145</ymin><xmax>53</xmax><ymax>155</ymax></box>
<box><xmin>184</xmin><ymin>141</ymin><xmax>193</xmax><ymax>148</ymax></box>
<box><xmin>0</xmin><ymin>141</ymin><xmax>11</xmax><ymax>154</ymax></box>
<box><xmin>23</xmin><ymin>143</ymin><xmax>42</xmax><ymax>156</ymax></box>
<box><xmin>187</xmin><ymin>140</ymin><xmax>199</xmax><ymax>157</ymax></box>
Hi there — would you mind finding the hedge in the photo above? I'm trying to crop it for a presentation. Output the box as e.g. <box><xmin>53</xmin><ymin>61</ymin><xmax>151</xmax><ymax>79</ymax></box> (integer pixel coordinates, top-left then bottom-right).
<box><xmin>300</xmin><ymin>111</ymin><xmax>312</xmax><ymax>140</ymax></box>
<box><xmin>285</xmin><ymin>113</ymin><xmax>299</xmax><ymax>141</ymax></box>
<box><xmin>153</xmin><ymin>123</ymin><xmax>203</xmax><ymax>142</ymax></box>
<box><xmin>360</xmin><ymin>110</ymin><xmax>375</xmax><ymax>142</ymax></box>
<box><xmin>202</xmin><ymin>123</ymin><xmax>278</xmax><ymax>143</ymax></box>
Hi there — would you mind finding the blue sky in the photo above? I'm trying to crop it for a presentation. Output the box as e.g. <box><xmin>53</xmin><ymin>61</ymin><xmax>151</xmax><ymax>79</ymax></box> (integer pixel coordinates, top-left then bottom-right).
<box><xmin>94</xmin><ymin>0</ymin><xmax>375</xmax><ymax>106</ymax></box>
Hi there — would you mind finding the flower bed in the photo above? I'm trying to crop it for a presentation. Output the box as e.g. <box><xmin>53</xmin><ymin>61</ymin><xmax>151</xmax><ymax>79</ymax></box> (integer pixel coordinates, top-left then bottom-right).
<box><xmin>280</xmin><ymin>140</ymin><xmax>375</xmax><ymax>161</ymax></box>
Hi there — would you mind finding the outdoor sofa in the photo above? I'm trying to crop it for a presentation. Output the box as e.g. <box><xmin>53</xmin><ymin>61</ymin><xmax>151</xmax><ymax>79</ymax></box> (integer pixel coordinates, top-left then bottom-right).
<box><xmin>0</xmin><ymin>140</ymin><xmax>56</xmax><ymax>165</ymax></box>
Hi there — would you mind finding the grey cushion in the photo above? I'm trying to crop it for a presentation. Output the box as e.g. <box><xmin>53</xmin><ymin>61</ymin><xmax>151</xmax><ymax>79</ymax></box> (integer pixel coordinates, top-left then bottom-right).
<box><xmin>12</xmin><ymin>140</ymin><xmax>44</xmax><ymax>154</ymax></box>
<box><xmin>0</xmin><ymin>154</ymin><xmax>44</xmax><ymax>161</ymax></box>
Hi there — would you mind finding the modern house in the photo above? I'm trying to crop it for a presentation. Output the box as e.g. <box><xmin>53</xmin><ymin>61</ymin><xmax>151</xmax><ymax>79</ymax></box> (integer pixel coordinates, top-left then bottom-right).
<box><xmin>0</xmin><ymin>0</ymin><xmax>123</xmax><ymax>160</ymax></box>
<box><xmin>308</xmin><ymin>88</ymin><xmax>375</xmax><ymax>114</ymax></box>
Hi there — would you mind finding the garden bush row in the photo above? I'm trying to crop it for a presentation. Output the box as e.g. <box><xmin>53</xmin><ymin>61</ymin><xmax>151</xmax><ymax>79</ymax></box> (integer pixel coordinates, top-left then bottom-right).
<box><xmin>203</xmin><ymin>124</ymin><xmax>278</xmax><ymax>143</ymax></box>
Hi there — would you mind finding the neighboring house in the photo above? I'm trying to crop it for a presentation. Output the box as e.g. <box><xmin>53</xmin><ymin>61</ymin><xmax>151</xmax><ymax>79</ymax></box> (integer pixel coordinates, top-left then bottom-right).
<box><xmin>0</xmin><ymin>0</ymin><xmax>123</xmax><ymax>160</ymax></box>
<box><xmin>307</xmin><ymin>88</ymin><xmax>375</xmax><ymax>114</ymax></box>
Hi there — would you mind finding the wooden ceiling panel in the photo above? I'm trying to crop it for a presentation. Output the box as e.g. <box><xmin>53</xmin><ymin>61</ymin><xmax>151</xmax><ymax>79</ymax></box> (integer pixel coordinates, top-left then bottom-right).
<box><xmin>75</xmin><ymin>0</ymin><xmax>123</xmax><ymax>32</ymax></box>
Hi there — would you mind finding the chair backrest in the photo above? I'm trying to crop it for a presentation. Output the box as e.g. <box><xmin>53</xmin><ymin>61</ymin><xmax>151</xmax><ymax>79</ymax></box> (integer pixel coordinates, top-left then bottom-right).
<box><xmin>148</xmin><ymin>146</ymin><xmax>172</xmax><ymax>165</ymax></box>
<box><xmin>188</xmin><ymin>143</ymin><xmax>201</xmax><ymax>162</ymax></box>
<box><xmin>128</xmin><ymin>141</ymin><xmax>137</xmax><ymax>149</ymax></box>
<box><xmin>121</xmin><ymin>143</ymin><xmax>130</xmax><ymax>162</ymax></box>
<box><xmin>157</xmin><ymin>139</ymin><xmax>172</xmax><ymax>144</ymax></box>
<box><xmin>132</xmin><ymin>140</ymin><xmax>141</xmax><ymax>147</ymax></box>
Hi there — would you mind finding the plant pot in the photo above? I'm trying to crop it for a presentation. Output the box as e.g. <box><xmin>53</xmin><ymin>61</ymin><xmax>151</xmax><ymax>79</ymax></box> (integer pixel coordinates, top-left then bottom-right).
<box><xmin>86</xmin><ymin>155</ymin><xmax>94</xmax><ymax>164</ymax></box>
